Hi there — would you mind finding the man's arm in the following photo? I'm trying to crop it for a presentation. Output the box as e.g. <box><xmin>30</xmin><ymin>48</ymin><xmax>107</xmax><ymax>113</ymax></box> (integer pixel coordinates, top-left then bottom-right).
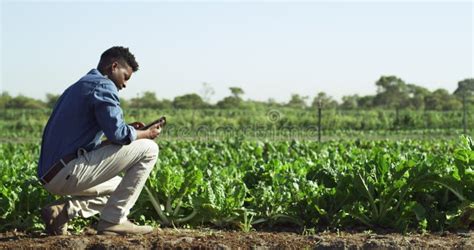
<box><xmin>136</xmin><ymin>124</ymin><xmax>161</xmax><ymax>139</ymax></box>
<box><xmin>93</xmin><ymin>84</ymin><xmax>138</xmax><ymax>144</ymax></box>
<box><xmin>98</xmin><ymin>121</ymin><xmax>161</xmax><ymax>147</ymax></box>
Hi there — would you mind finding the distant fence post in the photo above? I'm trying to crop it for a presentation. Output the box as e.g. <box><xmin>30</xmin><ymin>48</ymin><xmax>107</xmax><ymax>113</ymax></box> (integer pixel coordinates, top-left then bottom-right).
<box><xmin>191</xmin><ymin>109</ymin><xmax>196</xmax><ymax>131</ymax></box>
<box><xmin>318</xmin><ymin>100</ymin><xmax>322</xmax><ymax>142</ymax></box>
<box><xmin>395</xmin><ymin>107</ymin><xmax>400</xmax><ymax>130</ymax></box>
<box><xmin>463</xmin><ymin>93</ymin><xmax>467</xmax><ymax>135</ymax></box>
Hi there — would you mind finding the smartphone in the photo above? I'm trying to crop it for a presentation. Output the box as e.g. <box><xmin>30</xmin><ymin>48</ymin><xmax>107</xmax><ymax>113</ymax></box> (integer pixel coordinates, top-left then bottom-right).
<box><xmin>140</xmin><ymin>116</ymin><xmax>166</xmax><ymax>130</ymax></box>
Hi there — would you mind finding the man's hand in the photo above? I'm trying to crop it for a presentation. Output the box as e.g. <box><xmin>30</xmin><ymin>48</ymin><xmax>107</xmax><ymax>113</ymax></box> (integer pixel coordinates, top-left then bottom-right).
<box><xmin>136</xmin><ymin>123</ymin><xmax>162</xmax><ymax>140</ymax></box>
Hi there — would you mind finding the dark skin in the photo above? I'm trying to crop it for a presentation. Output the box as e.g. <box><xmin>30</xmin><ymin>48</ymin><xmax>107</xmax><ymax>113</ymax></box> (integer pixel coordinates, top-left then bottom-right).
<box><xmin>99</xmin><ymin>61</ymin><xmax>161</xmax><ymax>143</ymax></box>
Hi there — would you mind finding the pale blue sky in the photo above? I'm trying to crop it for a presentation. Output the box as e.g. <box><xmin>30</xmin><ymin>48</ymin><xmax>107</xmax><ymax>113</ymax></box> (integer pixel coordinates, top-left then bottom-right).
<box><xmin>1</xmin><ymin>1</ymin><xmax>473</xmax><ymax>103</ymax></box>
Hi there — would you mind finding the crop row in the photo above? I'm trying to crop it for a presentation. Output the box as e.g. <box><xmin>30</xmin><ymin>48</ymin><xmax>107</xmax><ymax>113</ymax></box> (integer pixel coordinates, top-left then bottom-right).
<box><xmin>0</xmin><ymin>137</ymin><xmax>473</xmax><ymax>233</ymax></box>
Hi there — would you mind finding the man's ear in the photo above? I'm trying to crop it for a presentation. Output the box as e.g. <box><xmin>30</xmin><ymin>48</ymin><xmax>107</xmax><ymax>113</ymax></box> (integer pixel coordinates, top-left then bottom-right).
<box><xmin>111</xmin><ymin>62</ymin><xmax>119</xmax><ymax>72</ymax></box>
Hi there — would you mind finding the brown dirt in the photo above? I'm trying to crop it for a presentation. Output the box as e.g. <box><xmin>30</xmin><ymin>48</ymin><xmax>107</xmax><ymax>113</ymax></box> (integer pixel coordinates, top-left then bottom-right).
<box><xmin>0</xmin><ymin>228</ymin><xmax>472</xmax><ymax>249</ymax></box>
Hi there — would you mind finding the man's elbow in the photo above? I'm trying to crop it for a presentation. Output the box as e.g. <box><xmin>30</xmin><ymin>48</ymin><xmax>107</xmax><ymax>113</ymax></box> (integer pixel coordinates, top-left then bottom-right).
<box><xmin>105</xmin><ymin>129</ymin><xmax>132</xmax><ymax>145</ymax></box>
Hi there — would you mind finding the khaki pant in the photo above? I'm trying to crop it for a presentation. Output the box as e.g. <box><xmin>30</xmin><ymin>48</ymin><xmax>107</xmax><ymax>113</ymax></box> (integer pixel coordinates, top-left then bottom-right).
<box><xmin>44</xmin><ymin>139</ymin><xmax>159</xmax><ymax>224</ymax></box>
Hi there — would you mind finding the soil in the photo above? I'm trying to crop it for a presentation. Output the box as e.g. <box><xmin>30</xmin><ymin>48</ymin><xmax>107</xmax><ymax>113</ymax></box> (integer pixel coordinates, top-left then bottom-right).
<box><xmin>0</xmin><ymin>228</ymin><xmax>472</xmax><ymax>249</ymax></box>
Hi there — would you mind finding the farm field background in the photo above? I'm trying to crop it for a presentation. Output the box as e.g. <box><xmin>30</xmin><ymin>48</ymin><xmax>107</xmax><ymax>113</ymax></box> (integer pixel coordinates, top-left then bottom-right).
<box><xmin>1</xmin><ymin>108</ymin><xmax>473</xmax><ymax>236</ymax></box>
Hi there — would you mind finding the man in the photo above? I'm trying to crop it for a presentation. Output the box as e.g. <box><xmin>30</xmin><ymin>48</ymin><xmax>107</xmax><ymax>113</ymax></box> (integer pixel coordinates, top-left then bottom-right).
<box><xmin>38</xmin><ymin>46</ymin><xmax>161</xmax><ymax>235</ymax></box>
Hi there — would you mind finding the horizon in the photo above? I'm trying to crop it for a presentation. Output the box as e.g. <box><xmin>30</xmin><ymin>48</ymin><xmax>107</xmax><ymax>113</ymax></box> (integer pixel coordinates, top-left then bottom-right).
<box><xmin>1</xmin><ymin>1</ymin><xmax>472</xmax><ymax>103</ymax></box>
<box><xmin>0</xmin><ymin>75</ymin><xmax>469</xmax><ymax>105</ymax></box>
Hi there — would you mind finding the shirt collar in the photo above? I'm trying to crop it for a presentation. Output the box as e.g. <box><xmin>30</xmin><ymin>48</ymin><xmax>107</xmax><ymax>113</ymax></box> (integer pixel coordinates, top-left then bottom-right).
<box><xmin>88</xmin><ymin>68</ymin><xmax>104</xmax><ymax>77</ymax></box>
<box><xmin>87</xmin><ymin>68</ymin><xmax>119</xmax><ymax>92</ymax></box>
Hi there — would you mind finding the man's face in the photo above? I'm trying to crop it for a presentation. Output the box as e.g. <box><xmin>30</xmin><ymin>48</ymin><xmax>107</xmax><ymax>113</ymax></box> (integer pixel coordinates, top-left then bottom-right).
<box><xmin>108</xmin><ymin>62</ymin><xmax>133</xmax><ymax>91</ymax></box>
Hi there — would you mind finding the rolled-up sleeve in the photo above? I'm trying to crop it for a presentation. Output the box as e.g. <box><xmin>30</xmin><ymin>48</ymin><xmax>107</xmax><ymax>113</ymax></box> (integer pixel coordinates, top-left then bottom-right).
<box><xmin>92</xmin><ymin>83</ymin><xmax>136</xmax><ymax>144</ymax></box>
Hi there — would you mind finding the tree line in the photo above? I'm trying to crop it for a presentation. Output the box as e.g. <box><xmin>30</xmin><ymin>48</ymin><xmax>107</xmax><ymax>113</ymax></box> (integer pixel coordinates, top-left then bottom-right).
<box><xmin>1</xmin><ymin>76</ymin><xmax>472</xmax><ymax>110</ymax></box>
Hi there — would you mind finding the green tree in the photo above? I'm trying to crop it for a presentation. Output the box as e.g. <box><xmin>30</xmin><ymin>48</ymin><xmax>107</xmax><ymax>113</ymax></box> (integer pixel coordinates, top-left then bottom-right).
<box><xmin>406</xmin><ymin>84</ymin><xmax>429</xmax><ymax>110</ymax></box>
<box><xmin>157</xmin><ymin>99</ymin><xmax>173</xmax><ymax>109</ymax></box>
<box><xmin>357</xmin><ymin>95</ymin><xmax>374</xmax><ymax>109</ymax></box>
<box><xmin>266</xmin><ymin>98</ymin><xmax>281</xmax><ymax>107</ymax></box>
<box><xmin>5</xmin><ymin>95</ymin><xmax>45</xmax><ymax>109</ymax></box>
<box><xmin>172</xmin><ymin>93</ymin><xmax>208</xmax><ymax>109</ymax></box>
<box><xmin>454</xmin><ymin>78</ymin><xmax>474</xmax><ymax>99</ymax></box>
<box><xmin>425</xmin><ymin>89</ymin><xmax>461</xmax><ymax>110</ymax></box>
<box><xmin>340</xmin><ymin>95</ymin><xmax>359</xmax><ymax>110</ymax></box>
<box><xmin>216</xmin><ymin>87</ymin><xmax>245</xmax><ymax>109</ymax></box>
<box><xmin>0</xmin><ymin>92</ymin><xmax>12</xmax><ymax>109</ymax></box>
<box><xmin>373</xmin><ymin>76</ymin><xmax>409</xmax><ymax>109</ymax></box>
<box><xmin>45</xmin><ymin>93</ymin><xmax>60</xmax><ymax>109</ymax></box>
<box><xmin>286</xmin><ymin>94</ymin><xmax>308</xmax><ymax>109</ymax></box>
<box><xmin>229</xmin><ymin>87</ymin><xmax>244</xmax><ymax>99</ymax></box>
<box><xmin>130</xmin><ymin>91</ymin><xmax>159</xmax><ymax>108</ymax></box>
<box><xmin>311</xmin><ymin>92</ymin><xmax>338</xmax><ymax>109</ymax></box>
<box><xmin>216</xmin><ymin>96</ymin><xmax>241</xmax><ymax>109</ymax></box>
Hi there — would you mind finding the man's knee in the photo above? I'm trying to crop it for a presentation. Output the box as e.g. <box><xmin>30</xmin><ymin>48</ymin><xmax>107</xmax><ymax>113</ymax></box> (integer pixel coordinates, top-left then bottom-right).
<box><xmin>138</xmin><ymin>139</ymin><xmax>159</xmax><ymax>159</ymax></box>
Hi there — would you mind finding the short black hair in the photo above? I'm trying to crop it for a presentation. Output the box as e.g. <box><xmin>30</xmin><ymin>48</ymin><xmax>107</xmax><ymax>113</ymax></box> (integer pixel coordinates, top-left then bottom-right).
<box><xmin>98</xmin><ymin>46</ymin><xmax>139</xmax><ymax>72</ymax></box>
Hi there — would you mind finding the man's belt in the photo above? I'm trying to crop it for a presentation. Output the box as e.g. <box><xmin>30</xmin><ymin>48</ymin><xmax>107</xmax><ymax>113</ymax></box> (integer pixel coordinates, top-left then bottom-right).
<box><xmin>40</xmin><ymin>153</ymin><xmax>77</xmax><ymax>185</ymax></box>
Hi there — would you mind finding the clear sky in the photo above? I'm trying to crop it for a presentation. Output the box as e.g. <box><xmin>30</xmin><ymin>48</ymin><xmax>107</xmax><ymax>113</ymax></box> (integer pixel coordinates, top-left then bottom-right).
<box><xmin>1</xmin><ymin>0</ymin><xmax>473</xmax><ymax>104</ymax></box>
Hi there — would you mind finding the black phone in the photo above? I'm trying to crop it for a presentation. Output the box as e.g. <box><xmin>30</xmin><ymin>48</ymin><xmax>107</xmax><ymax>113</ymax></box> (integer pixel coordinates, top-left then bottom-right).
<box><xmin>140</xmin><ymin>116</ymin><xmax>166</xmax><ymax>130</ymax></box>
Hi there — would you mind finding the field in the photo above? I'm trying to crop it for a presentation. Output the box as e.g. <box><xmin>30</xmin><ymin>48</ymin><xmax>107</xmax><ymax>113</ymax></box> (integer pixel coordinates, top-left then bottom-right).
<box><xmin>0</xmin><ymin>109</ymin><xmax>473</xmax><ymax>248</ymax></box>
<box><xmin>1</xmin><ymin>230</ymin><xmax>473</xmax><ymax>249</ymax></box>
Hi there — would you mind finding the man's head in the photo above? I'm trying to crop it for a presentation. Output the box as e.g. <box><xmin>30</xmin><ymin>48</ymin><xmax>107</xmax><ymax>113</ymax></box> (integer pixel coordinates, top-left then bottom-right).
<box><xmin>97</xmin><ymin>46</ymin><xmax>139</xmax><ymax>91</ymax></box>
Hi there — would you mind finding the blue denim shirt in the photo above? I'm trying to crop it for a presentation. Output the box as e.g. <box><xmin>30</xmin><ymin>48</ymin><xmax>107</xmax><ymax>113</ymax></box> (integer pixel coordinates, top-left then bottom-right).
<box><xmin>38</xmin><ymin>69</ymin><xmax>137</xmax><ymax>177</ymax></box>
